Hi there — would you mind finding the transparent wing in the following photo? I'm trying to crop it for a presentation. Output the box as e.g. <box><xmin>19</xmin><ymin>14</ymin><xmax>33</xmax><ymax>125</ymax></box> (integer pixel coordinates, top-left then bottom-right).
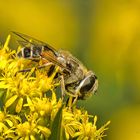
<box><xmin>41</xmin><ymin>51</ymin><xmax>71</xmax><ymax>73</ymax></box>
<box><xmin>12</xmin><ymin>31</ymin><xmax>58</xmax><ymax>56</ymax></box>
<box><xmin>12</xmin><ymin>31</ymin><xmax>70</xmax><ymax>72</ymax></box>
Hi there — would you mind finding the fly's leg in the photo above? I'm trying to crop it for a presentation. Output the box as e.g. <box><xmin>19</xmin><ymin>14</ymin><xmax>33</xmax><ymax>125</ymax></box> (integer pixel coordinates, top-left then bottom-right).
<box><xmin>66</xmin><ymin>89</ymin><xmax>80</xmax><ymax>108</ymax></box>
<box><xmin>59</xmin><ymin>75</ymin><xmax>77</xmax><ymax>106</ymax></box>
<box><xmin>18</xmin><ymin>62</ymin><xmax>53</xmax><ymax>72</ymax></box>
<box><xmin>71</xmin><ymin>95</ymin><xmax>78</xmax><ymax>105</ymax></box>
<box><xmin>66</xmin><ymin>96</ymin><xmax>78</xmax><ymax>110</ymax></box>
<box><xmin>60</xmin><ymin>75</ymin><xmax>65</xmax><ymax>101</ymax></box>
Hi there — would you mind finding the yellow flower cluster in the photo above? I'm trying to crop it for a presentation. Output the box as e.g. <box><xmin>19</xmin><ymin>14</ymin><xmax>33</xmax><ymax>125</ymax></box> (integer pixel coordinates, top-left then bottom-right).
<box><xmin>0</xmin><ymin>35</ymin><xmax>110</xmax><ymax>140</ymax></box>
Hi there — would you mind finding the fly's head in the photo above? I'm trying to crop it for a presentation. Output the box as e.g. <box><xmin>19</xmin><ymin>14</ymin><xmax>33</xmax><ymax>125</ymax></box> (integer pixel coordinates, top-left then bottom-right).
<box><xmin>76</xmin><ymin>71</ymin><xmax>98</xmax><ymax>100</ymax></box>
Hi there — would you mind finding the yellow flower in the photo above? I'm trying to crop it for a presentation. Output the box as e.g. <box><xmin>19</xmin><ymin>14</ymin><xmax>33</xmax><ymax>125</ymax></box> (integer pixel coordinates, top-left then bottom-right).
<box><xmin>26</xmin><ymin>97</ymin><xmax>53</xmax><ymax>116</ymax></box>
<box><xmin>62</xmin><ymin>108</ymin><xmax>110</xmax><ymax>140</ymax></box>
<box><xmin>0</xmin><ymin>109</ymin><xmax>21</xmax><ymax>139</ymax></box>
<box><xmin>0</xmin><ymin>63</ymin><xmax>59</xmax><ymax>113</ymax></box>
<box><xmin>16</xmin><ymin>113</ymin><xmax>51</xmax><ymax>139</ymax></box>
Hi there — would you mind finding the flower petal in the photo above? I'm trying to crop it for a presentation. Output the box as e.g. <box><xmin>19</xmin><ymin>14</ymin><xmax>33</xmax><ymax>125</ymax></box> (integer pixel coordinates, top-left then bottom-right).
<box><xmin>5</xmin><ymin>119</ymin><xmax>13</xmax><ymax>127</ymax></box>
<box><xmin>27</xmin><ymin>96</ymin><xmax>35</xmax><ymax>111</ymax></box>
<box><xmin>30</xmin><ymin>135</ymin><xmax>36</xmax><ymax>140</ymax></box>
<box><xmin>5</xmin><ymin>95</ymin><xmax>18</xmax><ymax>108</ymax></box>
<box><xmin>16</xmin><ymin>97</ymin><xmax>23</xmax><ymax>113</ymax></box>
<box><xmin>37</xmin><ymin>125</ymin><xmax>51</xmax><ymax>136</ymax></box>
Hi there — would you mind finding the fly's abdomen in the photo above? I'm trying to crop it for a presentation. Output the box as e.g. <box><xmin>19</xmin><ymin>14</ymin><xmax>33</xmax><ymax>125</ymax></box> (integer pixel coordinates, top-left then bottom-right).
<box><xmin>17</xmin><ymin>45</ymin><xmax>42</xmax><ymax>59</ymax></box>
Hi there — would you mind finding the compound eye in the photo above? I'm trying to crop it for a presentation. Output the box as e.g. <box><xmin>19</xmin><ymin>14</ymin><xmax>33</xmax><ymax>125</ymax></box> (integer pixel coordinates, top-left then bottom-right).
<box><xmin>24</xmin><ymin>47</ymin><xmax>31</xmax><ymax>58</ymax></box>
<box><xmin>80</xmin><ymin>75</ymin><xmax>97</xmax><ymax>95</ymax></box>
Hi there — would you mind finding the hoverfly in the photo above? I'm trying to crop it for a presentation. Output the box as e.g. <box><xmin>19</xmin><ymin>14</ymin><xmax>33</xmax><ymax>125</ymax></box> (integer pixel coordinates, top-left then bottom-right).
<box><xmin>12</xmin><ymin>32</ymin><xmax>98</xmax><ymax>101</ymax></box>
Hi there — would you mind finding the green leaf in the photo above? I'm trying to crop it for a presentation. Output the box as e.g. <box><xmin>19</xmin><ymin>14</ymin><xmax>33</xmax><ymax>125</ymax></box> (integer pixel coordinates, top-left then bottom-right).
<box><xmin>0</xmin><ymin>89</ymin><xmax>5</xmax><ymax>109</ymax></box>
<box><xmin>61</xmin><ymin>125</ymin><xmax>67</xmax><ymax>140</ymax></box>
<box><xmin>49</xmin><ymin>105</ymin><xmax>66</xmax><ymax>140</ymax></box>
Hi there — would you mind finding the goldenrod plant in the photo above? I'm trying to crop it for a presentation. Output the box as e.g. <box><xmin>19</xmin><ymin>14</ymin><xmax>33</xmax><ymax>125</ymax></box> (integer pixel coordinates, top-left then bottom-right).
<box><xmin>0</xmin><ymin>35</ymin><xmax>110</xmax><ymax>140</ymax></box>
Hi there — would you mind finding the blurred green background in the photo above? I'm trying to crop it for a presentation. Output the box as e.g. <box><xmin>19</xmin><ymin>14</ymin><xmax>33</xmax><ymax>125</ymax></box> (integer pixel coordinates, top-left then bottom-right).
<box><xmin>0</xmin><ymin>0</ymin><xmax>140</xmax><ymax>139</ymax></box>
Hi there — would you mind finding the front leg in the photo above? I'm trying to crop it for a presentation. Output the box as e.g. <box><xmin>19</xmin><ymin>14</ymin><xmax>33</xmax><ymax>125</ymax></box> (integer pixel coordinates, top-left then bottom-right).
<box><xmin>59</xmin><ymin>75</ymin><xmax>79</xmax><ymax>106</ymax></box>
<box><xmin>60</xmin><ymin>75</ymin><xmax>65</xmax><ymax>101</ymax></box>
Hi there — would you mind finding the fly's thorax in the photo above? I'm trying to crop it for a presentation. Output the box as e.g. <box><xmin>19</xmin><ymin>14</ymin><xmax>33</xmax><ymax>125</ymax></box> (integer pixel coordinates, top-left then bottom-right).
<box><xmin>58</xmin><ymin>50</ymin><xmax>87</xmax><ymax>73</ymax></box>
<box><xmin>58</xmin><ymin>58</ymin><xmax>86</xmax><ymax>85</ymax></box>
<box><xmin>58</xmin><ymin>49</ymin><xmax>90</xmax><ymax>86</ymax></box>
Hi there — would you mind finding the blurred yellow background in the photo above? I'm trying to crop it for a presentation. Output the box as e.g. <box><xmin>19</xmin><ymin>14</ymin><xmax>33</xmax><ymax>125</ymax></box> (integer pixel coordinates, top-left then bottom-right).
<box><xmin>0</xmin><ymin>0</ymin><xmax>140</xmax><ymax>139</ymax></box>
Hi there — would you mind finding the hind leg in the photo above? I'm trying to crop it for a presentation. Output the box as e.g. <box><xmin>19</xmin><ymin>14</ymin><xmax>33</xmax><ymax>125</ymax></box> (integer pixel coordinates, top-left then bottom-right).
<box><xmin>18</xmin><ymin>62</ymin><xmax>53</xmax><ymax>72</ymax></box>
